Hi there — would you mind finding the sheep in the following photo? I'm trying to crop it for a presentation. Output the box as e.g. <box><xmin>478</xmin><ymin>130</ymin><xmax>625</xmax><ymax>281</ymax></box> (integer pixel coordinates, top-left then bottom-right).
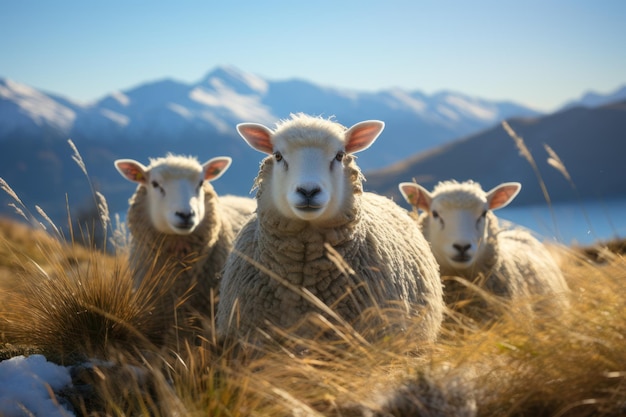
<box><xmin>216</xmin><ymin>113</ymin><xmax>444</xmax><ymax>342</ymax></box>
<box><xmin>398</xmin><ymin>180</ymin><xmax>570</xmax><ymax>318</ymax></box>
<box><xmin>114</xmin><ymin>153</ymin><xmax>256</xmax><ymax>334</ymax></box>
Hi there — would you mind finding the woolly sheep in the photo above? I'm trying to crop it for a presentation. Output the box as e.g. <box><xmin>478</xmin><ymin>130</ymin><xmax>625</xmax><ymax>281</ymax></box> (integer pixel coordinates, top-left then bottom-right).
<box><xmin>398</xmin><ymin>180</ymin><xmax>570</xmax><ymax>316</ymax></box>
<box><xmin>216</xmin><ymin>113</ymin><xmax>444</xmax><ymax>341</ymax></box>
<box><xmin>114</xmin><ymin>153</ymin><xmax>256</xmax><ymax>330</ymax></box>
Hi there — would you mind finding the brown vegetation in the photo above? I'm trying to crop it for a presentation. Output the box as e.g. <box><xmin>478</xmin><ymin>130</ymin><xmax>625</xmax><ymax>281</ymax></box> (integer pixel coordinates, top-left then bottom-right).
<box><xmin>0</xmin><ymin>215</ymin><xmax>624</xmax><ymax>416</ymax></box>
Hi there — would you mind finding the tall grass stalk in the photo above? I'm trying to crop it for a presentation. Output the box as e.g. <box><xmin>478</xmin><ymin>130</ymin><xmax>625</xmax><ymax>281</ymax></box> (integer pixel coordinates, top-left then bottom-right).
<box><xmin>67</xmin><ymin>138</ymin><xmax>112</xmax><ymax>241</ymax></box>
<box><xmin>544</xmin><ymin>143</ymin><xmax>600</xmax><ymax>240</ymax></box>
<box><xmin>501</xmin><ymin>121</ymin><xmax>560</xmax><ymax>240</ymax></box>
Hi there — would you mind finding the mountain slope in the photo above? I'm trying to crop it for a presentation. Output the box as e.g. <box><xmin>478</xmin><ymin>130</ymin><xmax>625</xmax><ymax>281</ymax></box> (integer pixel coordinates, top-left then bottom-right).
<box><xmin>1</xmin><ymin>66</ymin><xmax>541</xmax><ymax>166</ymax></box>
<box><xmin>0</xmin><ymin>67</ymin><xmax>545</xmax><ymax>224</ymax></box>
<box><xmin>561</xmin><ymin>84</ymin><xmax>626</xmax><ymax>110</ymax></box>
<box><xmin>365</xmin><ymin>100</ymin><xmax>626</xmax><ymax>207</ymax></box>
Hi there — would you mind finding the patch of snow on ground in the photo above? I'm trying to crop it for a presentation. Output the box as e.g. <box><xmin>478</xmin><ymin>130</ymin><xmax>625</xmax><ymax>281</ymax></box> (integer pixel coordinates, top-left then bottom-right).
<box><xmin>0</xmin><ymin>355</ymin><xmax>74</xmax><ymax>417</ymax></box>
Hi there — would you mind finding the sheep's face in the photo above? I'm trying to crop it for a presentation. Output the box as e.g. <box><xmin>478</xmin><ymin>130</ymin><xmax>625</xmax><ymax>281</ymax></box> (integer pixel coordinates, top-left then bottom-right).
<box><xmin>399</xmin><ymin>181</ymin><xmax>521</xmax><ymax>271</ymax></box>
<box><xmin>144</xmin><ymin>167</ymin><xmax>206</xmax><ymax>235</ymax></box>
<box><xmin>268</xmin><ymin>140</ymin><xmax>348</xmax><ymax>222</ymax></box>
<box><xmin>115</xmin><ymin>155</ymin><xmax>232</xmax><ymax>235</ymax></box>
<box><xmin>425</xmin><ymin>199</ymin><xmax>490</xmax><ymax>270</ymax></box>
<box><xmin>238</xmin><ymin>115</ymin><xmax>384</xmax><ymax>224</ymax></box>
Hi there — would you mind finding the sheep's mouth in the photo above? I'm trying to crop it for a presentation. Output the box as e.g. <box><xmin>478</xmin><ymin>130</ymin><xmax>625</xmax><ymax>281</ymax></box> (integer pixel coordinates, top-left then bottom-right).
<box><xmin>173</xmin><ymin>222</ymin><xmax>195</xmax><ymax>231</ymax></box>
<box><xmin>295</xmin><ymin>204</ymin><xmax>323</xmax><ymax>212</ymax></box>
<box><xmin>451</xmin><ymin>255</ymin><xmax>472</xmax><ymax>263</ymax></box>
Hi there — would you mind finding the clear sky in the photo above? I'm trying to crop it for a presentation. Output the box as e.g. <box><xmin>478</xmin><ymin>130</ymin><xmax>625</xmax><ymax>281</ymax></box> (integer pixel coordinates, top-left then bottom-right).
<box><xmin>2</xmin><ymin>0</ymin><xmax>625</xmax><ymax>111</ymax></box>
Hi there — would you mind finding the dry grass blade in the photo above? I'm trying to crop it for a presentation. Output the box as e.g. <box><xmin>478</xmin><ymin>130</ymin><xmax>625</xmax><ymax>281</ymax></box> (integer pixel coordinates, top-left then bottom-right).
<box><xmin>544</xmin><ymin>143</ymin><xmax>600</xmax><ymax>239</ymax></box>
<box><xmin>544</xmin><ymin>144</ymin><xmax>572</xmax><ymax>183</ymax></box>
<box><xmin>1</xmin><ymin>177</ymin><xmax>36</xmax><ymax>224</ymax></box>
<box><xmin>67</xmin><ymin>138</ymin><xmax>87</xmax><ymax>177</ymax></box>
<box><xmin>35</xmin><ymin>205</ymin><xmax>60</xmax><ymax>236</ymax></box>
<box><xmin>109</xmin><ymin>213</ymin><xmax>130</xmax><ymax>254</ymax></box>
<box><xmin>67</xmin><ymin>139</ymin><xmax>111</xmax><ymax>234</ymax></box>
<box><xmin>501</xmin><ymin>121</ymin><xmax>559</xmax><ymax>239</ymax></box>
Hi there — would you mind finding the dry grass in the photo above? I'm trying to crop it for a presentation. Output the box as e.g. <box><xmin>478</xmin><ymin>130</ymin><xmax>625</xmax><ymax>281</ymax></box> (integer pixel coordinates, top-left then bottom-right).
<box><xmin>0</xmin><ymin>215</ymin><xmax>624</xmax><ymax>416</ymax></box>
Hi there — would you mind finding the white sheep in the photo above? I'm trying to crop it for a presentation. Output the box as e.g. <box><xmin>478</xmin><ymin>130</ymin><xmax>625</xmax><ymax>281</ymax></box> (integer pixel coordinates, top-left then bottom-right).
<box><xmin>114</xmin><ymin>153</ymin><xmax>256</xmax><ymax>331</ymax></box>
<box><xmin>398</xmin><ymin>180</ymin><xmax>570</xmax><ymax>317</ymax></box>
<box><xmin>216</xmin><ymin>113</ymin><xmax>444</xmax><ymax>341</ymax></box>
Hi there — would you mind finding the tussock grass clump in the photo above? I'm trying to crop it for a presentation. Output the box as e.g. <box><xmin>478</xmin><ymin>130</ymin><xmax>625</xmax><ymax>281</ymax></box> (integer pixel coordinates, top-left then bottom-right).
<box><xmin>0</xmin><ymin>223</ymin><xmax>164</xmax><ymax>363</ymax></box>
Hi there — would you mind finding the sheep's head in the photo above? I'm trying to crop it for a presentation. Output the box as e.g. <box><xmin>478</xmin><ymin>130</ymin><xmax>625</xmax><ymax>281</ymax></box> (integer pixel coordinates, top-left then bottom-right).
<box><xmin>115</xmin><ymin>154</ymin><xmax>232</xmax><ymax>235</ymax></box>
<box><xmin>237</xmin><ymin>114</ymin><xmax>384</xmax><ymax>224</ymax></box>
<box><xmin>399</xmin><ymin>180</ymin><xmax>520</xmax><ymax>271</ymax></box>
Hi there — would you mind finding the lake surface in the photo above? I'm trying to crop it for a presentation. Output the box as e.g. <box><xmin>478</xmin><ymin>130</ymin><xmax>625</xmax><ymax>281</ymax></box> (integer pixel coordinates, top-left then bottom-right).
<box><xmin>498</xmin><ymin>197</ymin><xmax>626</xmax><ymax>246</ymax></box>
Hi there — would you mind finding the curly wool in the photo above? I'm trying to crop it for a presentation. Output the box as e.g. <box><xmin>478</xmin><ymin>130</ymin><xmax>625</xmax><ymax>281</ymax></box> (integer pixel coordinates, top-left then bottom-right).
<box><xmin>418</xmin><ymin>202</ymin><xmax>570</xmax><ymax>314</ymax></box>
<box><xmin>217</xmin><ymin>154</ymin><xmax>443</xmax><ymax>341</ymax></box>
<box><xmin>127</xmin><ymin>183</ymin><xmax>255</xmax><ymax>327</ymax></box>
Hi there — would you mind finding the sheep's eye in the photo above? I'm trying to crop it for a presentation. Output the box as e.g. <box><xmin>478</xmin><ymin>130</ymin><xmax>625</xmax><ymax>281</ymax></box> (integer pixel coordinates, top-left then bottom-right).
<box><xmin>335</xmin><ymin>151</ymin><xmax>345</xmax><ymax>162</ymax></box>
<box><xmin>432</xmin><ymin>210</ymin><xmax>439</xmax><ymax>219</ymax></box>
<box><xmin>151</xmin><ymin>181</ymin><xmax>159</xmax><ymax>188</ymax></box>
<box><xmin>480</xmin><ymin>210</ymin><xmax>487</xmax><ymax>218</ymax></box>
<box><xmin>198</xmin><ymin>180</ymin><xmax>204</xmax><ymax>189</ymax></box>
<box><xmin>273</xmin><ymin>152</ymin><xmax>283</xmax><ymax>162</ymax></box>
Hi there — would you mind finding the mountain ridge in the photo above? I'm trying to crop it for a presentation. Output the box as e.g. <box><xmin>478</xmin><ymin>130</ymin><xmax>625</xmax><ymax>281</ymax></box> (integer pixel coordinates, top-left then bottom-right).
<box><xmin>365</xmin><ymin>100</ymin><xmax>626</xmax><ymax>207</ymax></box>
<box><xmin>1</xmin><ymin>66</ymin><xmax>624</xmax><ymax>225</ymax></box>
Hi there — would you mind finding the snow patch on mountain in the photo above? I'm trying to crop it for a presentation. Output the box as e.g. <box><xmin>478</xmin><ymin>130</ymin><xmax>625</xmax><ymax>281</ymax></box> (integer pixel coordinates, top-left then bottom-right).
<box><xmin>167</xmin><ymin>103</ymin><xmax>193</xmax><ymax>119</ymax></box>
<box><xmin>110</xmin><ymin>91</ymin><xmax>130</xmax><ymax>107</ymax></box>
<box><xmin>100</xmin><ymin>108</ymin><xmax>130</xmax><ymax>126</ymax></box>
<box><xmin>189</xmin><ymin>85</ymin><xmax>274</xmax><ymax>124</ymax></box>
<box><xmin>443</xmin><ymin>95</ymin><xmax>497</xmax><ymax>120</ymax></box>
<box><xmin>201</xmin><ymin>65</ymin><xmax>269</xmax><ymax>95</ymax></box>
<box><xmin>386</xmin><ymin>89</ymin><xmax>427</xmax><ymax>113</ymax></box>
<box><xmin>436</xmin><ymin>104</ymin><xmax>460</xmax><ymax>121</ymax></box>
<box><xmin>0</xmin><ymin>78</ymin><xmax>76</xmax><ymax>134</ymax></box>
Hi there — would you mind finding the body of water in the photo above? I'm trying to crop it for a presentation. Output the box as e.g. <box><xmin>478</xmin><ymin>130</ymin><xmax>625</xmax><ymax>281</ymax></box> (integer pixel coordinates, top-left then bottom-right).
<box><xmin>498</xmin><ymin>197</ymin><xmax>626</xmax><ymax>246</ymax></box>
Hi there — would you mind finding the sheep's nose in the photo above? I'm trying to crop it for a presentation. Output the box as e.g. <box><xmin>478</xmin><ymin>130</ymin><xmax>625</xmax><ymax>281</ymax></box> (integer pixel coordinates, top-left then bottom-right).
<box><xmin>296</xmin><ymin>186</ymin><xmax>321</xmax><ymax>199</ymax></box>
<box><xmin>175</xmin><ymin>210</ymin><xmax>195</xmax><ymax>222</ymax></box>
<box><xmin>453</xmin><ymin>243</ymin><xmax>472</xmax><ymax>255</ymax></box>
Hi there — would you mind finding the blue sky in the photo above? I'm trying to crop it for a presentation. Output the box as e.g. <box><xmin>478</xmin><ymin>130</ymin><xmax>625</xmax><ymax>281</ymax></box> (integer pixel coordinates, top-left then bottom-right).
<box><xmin>2</xmin><ymin>0</ymin><xmax>625</xmax><ymax>111</ymax></box>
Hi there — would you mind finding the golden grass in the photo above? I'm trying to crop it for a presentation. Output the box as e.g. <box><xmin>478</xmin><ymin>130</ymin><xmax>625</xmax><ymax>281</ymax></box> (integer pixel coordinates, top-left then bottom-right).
<box><xmin>0</xmin><ymin>215</ymin><xmax>624</xmax><ymax>416</ymax></box>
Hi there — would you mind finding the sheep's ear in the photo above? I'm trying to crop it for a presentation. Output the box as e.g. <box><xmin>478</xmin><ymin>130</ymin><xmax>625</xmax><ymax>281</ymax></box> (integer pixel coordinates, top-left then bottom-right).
<box><xmin>203</xmin><ymin>157</ymin><xmax>232</xmax><ymax>182</ymax></box>
<box><xmin>398</xmin><ymin>182</ymin><xmax>432</xmax><ymax>212</ymax></box>
<box><xmin>114</xmin><ymin>159</ymin><xmax>149</xmax><ymax>184</ymax></box>
<box><xmin>344</xmin><ymin>120</ymin><xmax>385</xmax><ymax>154</ymax></box>
<box><xmin>237</xmin><ymin>123</ymin><xmax>274</xmax><ymax>154</ymax></box>
<box><xmin>487</xmin><ymin>182</ymin><xmax>521</xmax><ymax>210</ymax></box>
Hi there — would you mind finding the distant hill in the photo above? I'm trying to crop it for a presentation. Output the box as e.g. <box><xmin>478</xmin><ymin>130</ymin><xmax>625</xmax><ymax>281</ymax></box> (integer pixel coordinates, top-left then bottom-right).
<box><xmin>561</xmin><ymin>85</ymin><xmax>626</xmax><ymax>110</ymax></box>
<box><xmin>364</xmin><ymin>100</ymin><xmax>626</xmax><ymax>207</ymax></box>
<box><xmin>0</xmin><ymin>66</ymin><xmax>541</xmax><ymax>224</ymax></box>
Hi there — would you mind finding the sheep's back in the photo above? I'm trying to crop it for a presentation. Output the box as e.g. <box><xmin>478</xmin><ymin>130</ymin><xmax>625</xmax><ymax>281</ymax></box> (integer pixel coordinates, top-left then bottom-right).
<box><xmin>358</xmin><ymin>193</ymin><xmax>442</xmax><ymax>305</ymax></box>
<box><xmin>218</xmin><ymin>195</ymin><xmax>256</xmax><ymax>235</ymax></box>
<box><xmin>494</xmin><ymin>229</ymin><xmax>570</xmax><ymax>310</ymax></box>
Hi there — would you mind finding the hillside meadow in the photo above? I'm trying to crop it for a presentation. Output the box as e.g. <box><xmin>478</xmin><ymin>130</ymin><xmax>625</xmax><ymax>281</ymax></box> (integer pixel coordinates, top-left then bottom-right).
<box><xmin>0</xmin><ymin>193</ymin><xmax>624</xmax><ymax>416</ymax></box>
<box><xmin>0</xmin><ymin>127</ymin><xmax>625</xmax><ymax>416</ymax></box>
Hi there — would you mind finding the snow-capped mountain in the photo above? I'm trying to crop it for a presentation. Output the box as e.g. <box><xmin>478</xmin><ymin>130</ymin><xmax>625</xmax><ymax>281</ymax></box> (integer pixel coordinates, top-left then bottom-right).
<box><xmin>0</xmin><ymin>66</ymin><xmax>544</xmax><ymax>224</ymax></box>
<box><xmin>0</xmin><ymin>65</ymin><xmax>541</xmax><ymax>168</ymax></box>
<box><xmin>0</xmin><ymin>78</ymin><xmax>79</xmax><ymax>138</ymax></box>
